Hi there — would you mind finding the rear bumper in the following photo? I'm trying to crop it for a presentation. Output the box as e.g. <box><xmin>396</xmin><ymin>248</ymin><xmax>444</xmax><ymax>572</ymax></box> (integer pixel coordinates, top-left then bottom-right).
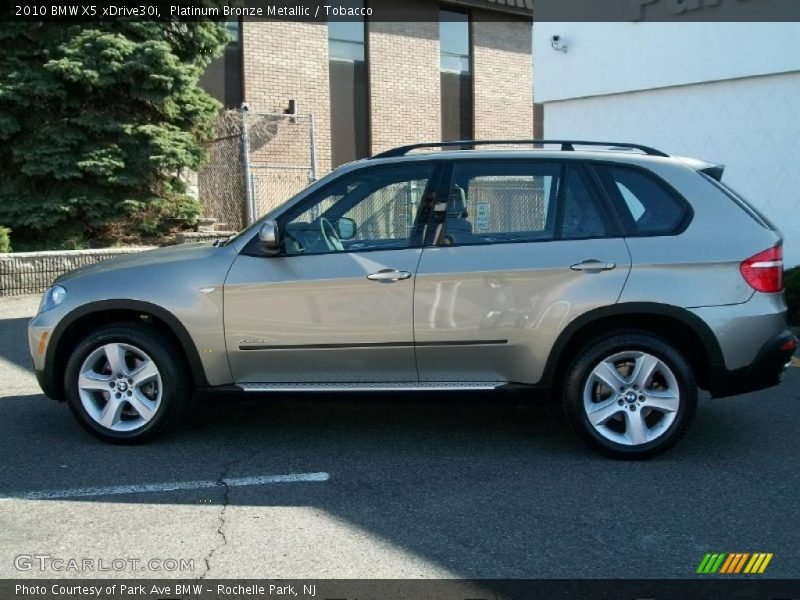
<box><xmin>708</xmin><ymin>331</ymin><xmax>796</xmax><ymax>398</ymax></box>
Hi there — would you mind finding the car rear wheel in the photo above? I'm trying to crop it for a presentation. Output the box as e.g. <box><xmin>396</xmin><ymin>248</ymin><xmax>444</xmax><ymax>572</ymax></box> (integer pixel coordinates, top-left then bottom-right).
<box><xmin>65</xmin><ymin>324</ymin><xmax>192</xmax><ymax>443</ymax></box>
<box><xmin>563</xmin><ymin>332</ymin><xmax>697</xmax><ymax>459</ymax></box>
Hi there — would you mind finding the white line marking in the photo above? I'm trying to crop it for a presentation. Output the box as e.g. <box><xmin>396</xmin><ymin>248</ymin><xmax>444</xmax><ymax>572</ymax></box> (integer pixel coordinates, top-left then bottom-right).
<box><xmin>12</xmin><ymin>472</ymin><xmax>330</xmax><ymax>500</ymax></box>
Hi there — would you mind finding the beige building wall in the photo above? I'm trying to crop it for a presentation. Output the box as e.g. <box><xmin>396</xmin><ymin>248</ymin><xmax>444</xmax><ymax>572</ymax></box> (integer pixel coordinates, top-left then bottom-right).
<box><xmin>241</xmin><ymin>10</ymin><xmax>535</xmax><ymax>175</ymax></box>
<box><xmin>472</xmin><ymin>11</ymin><xmax>534</xmax><ymax>140</ymax></box>
<box><xmin>242</xmin><ymin>21</ymin><xmax>332</xmax><ymax>174</ymax></box>
<box><xmin>367</xmin><ymin>0</ymin><xmax>441</xmax><ymax>155</ymax></box>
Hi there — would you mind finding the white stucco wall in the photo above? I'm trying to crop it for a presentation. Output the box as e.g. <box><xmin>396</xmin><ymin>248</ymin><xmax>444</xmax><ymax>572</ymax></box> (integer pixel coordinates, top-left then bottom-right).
<box><xmin>543</xmin><ymin>72</ymin><xmax>800</xmax><ymax>266</ymax></box>
<box><xmin>533</xmin><ymin>22</ymin><xmax>800</xmax><ymax>266</ymax></box>
<box><xmin>533</xmin><ymin>22</ymin><xmax>800</xmax><ymax>102</ymax></box>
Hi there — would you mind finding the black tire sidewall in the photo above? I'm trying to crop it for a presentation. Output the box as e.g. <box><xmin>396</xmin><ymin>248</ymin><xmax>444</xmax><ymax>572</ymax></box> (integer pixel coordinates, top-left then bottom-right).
<box><xmin>65</xmin><ymin>324</ymin><xmax>189</xmax><ymax>443</ymax></box>
<box><xmin>564</xmin><ymin>332</ymin><xmax>697</xmax><ymax>459</ymax></box>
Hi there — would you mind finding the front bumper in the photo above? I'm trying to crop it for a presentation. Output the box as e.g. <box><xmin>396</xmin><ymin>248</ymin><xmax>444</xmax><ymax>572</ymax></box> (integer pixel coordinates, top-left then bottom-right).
<box><xmin>28</xmin><ymin>310</ymin><xmax>63</xmax><ymax>401</ymax></box>
<box><xmin>708</xmin><ymin>331</ymin><xmax>797</xmax><ymax>398</ymax></box>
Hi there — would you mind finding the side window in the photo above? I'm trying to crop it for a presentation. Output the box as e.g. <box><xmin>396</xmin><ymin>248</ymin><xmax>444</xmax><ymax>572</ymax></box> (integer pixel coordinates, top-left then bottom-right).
<box><xmin>595</xmin><ymin>165</ymin><xmax>688</xmax><ymax>235</ymax></box>
<box><xmin>443</xmin><ymin>161</ymin><xmax>560</xmax><ymax>245</ymax></box>
<box><xmin>561</xmin><ymin>167</ymin><xmax>610</xmax><ymax>239</ymax></box>
<box><xmin>283</xmin><ymin>164</ymin><xmax>434</xmax><ymax>256</ymax></box>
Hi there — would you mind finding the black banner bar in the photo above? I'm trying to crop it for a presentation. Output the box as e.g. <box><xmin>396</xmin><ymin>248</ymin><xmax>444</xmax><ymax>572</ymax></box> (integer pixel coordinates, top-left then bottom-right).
<box><xmin>3</xmin><ymin>579</ymin><xmax>800</xmax><ymax>600</ymax></box>
<box><xmin>2</xmin><ymin>0</ymin><xmax>800</xmax><ymax>22</ymax></box>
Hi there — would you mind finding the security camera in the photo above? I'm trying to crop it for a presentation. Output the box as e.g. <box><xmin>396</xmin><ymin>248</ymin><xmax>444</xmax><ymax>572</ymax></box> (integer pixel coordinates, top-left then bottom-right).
<box><xmin>551</xmin><ymin>35</ymin><xmax>568</xmax><ymax>53</ymax></box>
<box><xmin>240</xmin><ymin>102</ymin><xmax>250</xmax><ymax>112</ymax></box>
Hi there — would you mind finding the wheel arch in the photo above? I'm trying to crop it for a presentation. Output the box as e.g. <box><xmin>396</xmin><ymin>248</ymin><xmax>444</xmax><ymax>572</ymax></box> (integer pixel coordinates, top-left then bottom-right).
<box><xmin>45</xmin><ymin>300</ymin><xmax>209</xmax><ymax>400</ymax></box>
<box><xmin>541</xmin><ymin>302</ymin><xmax>724</xmax><ymax>393</ymax></box>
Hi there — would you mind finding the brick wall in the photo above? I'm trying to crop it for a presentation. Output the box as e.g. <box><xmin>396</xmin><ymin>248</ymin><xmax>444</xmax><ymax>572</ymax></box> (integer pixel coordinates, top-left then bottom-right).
<box><xmin>240</xmin><ymin>8</ymin><xmax>536</xmax><ymax>173</ymax></box>
<box><xmin>367</xmin><ymin>0</ymin><xmax>441</xmax><ymax>155</ymax></box>
<box><xmin>242</xmin><ymin>21</ymin><xmax>332</xmax><ymax>173</ymax></box>
<box><xmin>472</xmin><ymin>10</ymin><xmax>534</xmax><ymax>140</ymax></box>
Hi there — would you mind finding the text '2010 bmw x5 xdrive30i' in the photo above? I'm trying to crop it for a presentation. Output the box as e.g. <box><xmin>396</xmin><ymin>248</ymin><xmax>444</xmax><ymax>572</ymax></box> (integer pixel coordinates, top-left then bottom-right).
<box><xmin>28</xmin><ymin>140</ymin><xmax>796</xmax><ymax>458</ymax></box>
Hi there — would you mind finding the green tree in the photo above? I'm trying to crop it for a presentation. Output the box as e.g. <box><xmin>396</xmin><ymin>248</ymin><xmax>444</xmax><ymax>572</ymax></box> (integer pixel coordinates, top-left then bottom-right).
<box><xmin>0</xmin><ymin>21</ymin><xmax>229</xmax><ymax>249</ymax></box>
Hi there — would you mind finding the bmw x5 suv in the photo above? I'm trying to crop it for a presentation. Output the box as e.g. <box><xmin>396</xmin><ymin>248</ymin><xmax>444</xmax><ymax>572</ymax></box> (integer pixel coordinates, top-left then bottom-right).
<box><xmin>28</xmin><ymin>140</ymin><xmax>796</xmax><ymax>458</ymax></box>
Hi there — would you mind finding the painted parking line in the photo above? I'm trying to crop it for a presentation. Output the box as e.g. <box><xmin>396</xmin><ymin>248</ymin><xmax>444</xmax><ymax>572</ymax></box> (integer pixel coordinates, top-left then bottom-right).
<box><xmin>8</xmin><ymin>472</ymin><xmax>330</xmax><ymax>500</ymax></box>
<box><xmin>791</xmin><ymin>356</ymin><xmax>800</xmax><ymax>368</ymax></box>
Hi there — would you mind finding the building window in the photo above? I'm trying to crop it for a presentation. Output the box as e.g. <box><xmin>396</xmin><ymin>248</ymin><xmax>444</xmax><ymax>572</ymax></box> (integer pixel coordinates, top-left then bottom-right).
<box><xmin>200</xmin><ymin>21</ymin><xmax>243</xmax><ymax>109</ymax></box>
<box><xmin>328</xmin><ymin>2</ymin><xmax>369</xmax><ymax>167</ymax></box>
<box><xmin>440</xmin><ymin>10</ymin><xmax>473</xmax><ymax>143</ymax></box>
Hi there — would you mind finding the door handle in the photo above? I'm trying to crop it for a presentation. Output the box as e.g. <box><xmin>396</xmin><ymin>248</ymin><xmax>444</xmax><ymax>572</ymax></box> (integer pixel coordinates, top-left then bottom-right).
<box><xmin>367</xmin><ymin>269</ymin><xmax>412</xmax><ymax>283</ymax></box>
<box><xmin>570</xmin><ymin>259</ymin><xmax>616</xmax><ymax>272</ymax></box>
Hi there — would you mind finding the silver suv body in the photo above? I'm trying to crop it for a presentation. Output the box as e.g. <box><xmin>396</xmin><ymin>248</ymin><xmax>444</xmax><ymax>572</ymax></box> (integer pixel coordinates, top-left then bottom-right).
<box><xmin>28</xmin><ymin>141</ymin><xmax>796</xmax><ymax>457</ymax></box>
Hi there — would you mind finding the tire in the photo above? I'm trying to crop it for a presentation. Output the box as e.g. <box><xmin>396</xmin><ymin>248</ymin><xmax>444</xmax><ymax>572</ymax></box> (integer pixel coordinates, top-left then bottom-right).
<box><xmin>562</xmin><ymin>331</ymin><xmax>697</xmax><ymax>459</ymax></box>
<box><xmin>64</xmin><ymin>323</ymin><xmax>192</xmax><ymax>443</ymax></box>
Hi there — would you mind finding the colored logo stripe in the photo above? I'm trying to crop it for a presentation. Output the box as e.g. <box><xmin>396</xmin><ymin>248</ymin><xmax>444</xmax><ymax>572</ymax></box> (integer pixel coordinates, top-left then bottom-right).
<box><xmin>720</xmin><ymin>553</ymin><xmax>749</xmax><ymax>573</ymax></box>
<box><xmin>744</xmin><ymin>553</ymin><xmax>773</xmax><ymax>574</ymax></box>
<box><xmin>697</xmin><ymin>552</ymin><xmax>773</xmax><ymax>574</ymax></box>
<box><xmin>697</xmin><ymin>553</ymin><xmax>726</xmax><ymax>573</ymax></box>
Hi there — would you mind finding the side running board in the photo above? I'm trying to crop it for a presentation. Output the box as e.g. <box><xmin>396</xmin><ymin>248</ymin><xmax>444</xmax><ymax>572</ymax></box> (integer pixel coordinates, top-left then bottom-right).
<box><xmin>237</xmin><ymin>381</ymin><xmax>505</xmax><ymax>392</ymax></box>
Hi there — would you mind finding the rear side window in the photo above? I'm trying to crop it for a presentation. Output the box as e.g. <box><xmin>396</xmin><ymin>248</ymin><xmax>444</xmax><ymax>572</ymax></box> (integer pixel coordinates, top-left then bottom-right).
<box><xmin>594</xmin><ymin>165</ymin><xmax>689</xmax><ymax>236</ymax></box>
<box><xmin>443</xmin><ymin>161</ymin><xmax>560</xmax><ymax>245</ymax></box>
<box><xmin>441</xmin><ymin>161</ymin><xmax>616</xmax><ymax>246</ymax></box>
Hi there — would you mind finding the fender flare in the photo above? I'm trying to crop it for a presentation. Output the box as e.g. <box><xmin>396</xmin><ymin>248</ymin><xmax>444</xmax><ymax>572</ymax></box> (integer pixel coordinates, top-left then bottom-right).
<box><xmin>539</xmin><ymin>301</ymin><xmax>725</xmax><ymax>387</ymax></box>
<box><xmin>46</xmin><ymin>299</ymin><xmax>209</xmax><ymax>395</ymax></box>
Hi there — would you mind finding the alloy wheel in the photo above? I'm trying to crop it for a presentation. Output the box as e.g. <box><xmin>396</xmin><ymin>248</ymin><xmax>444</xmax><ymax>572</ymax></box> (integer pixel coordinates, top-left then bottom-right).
<box><xmin>77</xmin><ymin>343</ymin><xmax>163</xmax><ymax>432</ymax></box>
<box><xmin>582</xmin><ymin>351</ymin><xmax>680</xmax><ymax>446</ymax></box>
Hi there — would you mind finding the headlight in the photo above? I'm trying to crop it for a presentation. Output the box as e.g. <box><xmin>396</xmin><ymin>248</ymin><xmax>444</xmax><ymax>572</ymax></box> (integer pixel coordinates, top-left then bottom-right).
<box><xmin>38</xmin><ymin>285</ymin><xmax>67</xmax><ymax>314</ymax></box>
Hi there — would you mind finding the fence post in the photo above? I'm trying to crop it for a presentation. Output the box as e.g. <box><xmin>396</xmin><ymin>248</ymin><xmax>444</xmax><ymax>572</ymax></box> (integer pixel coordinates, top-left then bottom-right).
<box><xmin>308</xmin><ymin>113</ymin><xmax>318</xmax><ymax>183</ymax></box>
<box><xmin>241</xmin><ymin>104</ymin><xmax>255</xmax><ymax>226</ymax></box>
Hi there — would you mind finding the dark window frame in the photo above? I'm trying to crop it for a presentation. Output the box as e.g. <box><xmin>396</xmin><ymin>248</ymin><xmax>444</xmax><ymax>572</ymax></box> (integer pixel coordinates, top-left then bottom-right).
<box><xmin>328</xmin><ymin>2</ymin><xmax>371</xmax><ymax>167</ymax></box>
<box><xmin>439</xmin><ymin>7</ymin><xmax>474</xmax><ymax>144</ymax></box>
<box><xmin>199</xmin><ymin>19</ymin><xmax>244</xmax><ymax>109</ymax></box>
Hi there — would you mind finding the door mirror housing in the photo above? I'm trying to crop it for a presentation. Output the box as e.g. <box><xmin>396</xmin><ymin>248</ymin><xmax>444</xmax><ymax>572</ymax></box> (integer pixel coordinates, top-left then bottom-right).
<box><xmin>258</xmin><ymin>220</ymin><xmax>281</xmax><ymax>255</ymax></box>
<box><xmin>335</xmin><ymin>217</ymin><xmax>357</xmax><ymax>240</ymax></box>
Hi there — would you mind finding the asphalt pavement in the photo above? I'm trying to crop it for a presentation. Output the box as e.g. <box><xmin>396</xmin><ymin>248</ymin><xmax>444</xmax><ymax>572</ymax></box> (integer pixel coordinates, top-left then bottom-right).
<box><xmin>0</xmin><ymin>294</ymin><xmax>798</xmax><ymax>579</ymax></box>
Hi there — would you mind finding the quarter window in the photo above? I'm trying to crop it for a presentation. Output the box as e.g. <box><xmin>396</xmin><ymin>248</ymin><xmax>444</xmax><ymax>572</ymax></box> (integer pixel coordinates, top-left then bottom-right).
<box><xmin>595</xmin><ymin>165</ymin><xmax>688</xmax><ymax>235</ymax></box>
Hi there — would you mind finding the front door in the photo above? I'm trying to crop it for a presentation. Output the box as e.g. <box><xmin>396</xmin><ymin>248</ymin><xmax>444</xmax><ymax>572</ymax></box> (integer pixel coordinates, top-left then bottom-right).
<box><xmin>414</xmin><ymin>159</ymin><xmax>632</xmax><ymax>384</ymax></box>
<box><xmin>224</xmin><ymin>162</ymin><xmax>438</xmax><ymax>383</ymax></box>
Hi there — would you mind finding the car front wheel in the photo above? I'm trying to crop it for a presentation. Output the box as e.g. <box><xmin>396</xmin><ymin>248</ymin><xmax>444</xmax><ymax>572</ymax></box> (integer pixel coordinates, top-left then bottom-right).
<box><xmin>563</xmin><ymin>332</ymin><xmax>697</xmax><ymax>459</ymax></box>
<box><xmin>64</xmin><ymin>324</ymin><xmax>191</xmax><ymax>443</ymax></box>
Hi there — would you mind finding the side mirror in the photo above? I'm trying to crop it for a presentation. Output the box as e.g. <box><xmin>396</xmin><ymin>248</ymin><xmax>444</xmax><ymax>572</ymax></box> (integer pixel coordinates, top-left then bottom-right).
<box><xmin>258</xmin><ymin>220</ymin><xmax>281</xmax><ymax>255</ymax></box>
<box><xmin>336</xmin><ymin>217</ymin><xmax>357</xmax><ymax>240</ymax></box>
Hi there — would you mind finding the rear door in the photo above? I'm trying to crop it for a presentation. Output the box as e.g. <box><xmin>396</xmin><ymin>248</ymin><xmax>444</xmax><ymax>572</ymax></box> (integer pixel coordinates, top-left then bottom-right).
<box><xmin>413</xmin><ymin>159</ymin><xmax>632</xmax><ymax>385</ymax></box>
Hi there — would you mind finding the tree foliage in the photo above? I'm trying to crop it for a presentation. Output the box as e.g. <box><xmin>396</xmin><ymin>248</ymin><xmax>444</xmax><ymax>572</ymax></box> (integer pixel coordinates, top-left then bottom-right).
<box><xmin>0</xmin><ymin>21</ymin><xmax>229</xmax><ymax>248</ymax></box>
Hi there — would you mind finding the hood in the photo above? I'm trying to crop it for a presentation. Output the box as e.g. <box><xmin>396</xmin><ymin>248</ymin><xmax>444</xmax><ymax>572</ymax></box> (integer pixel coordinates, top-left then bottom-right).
<box><xmin>55</xmin><ymin>242</ymin><xmax>221</xmax><ymax>284</ymax></box>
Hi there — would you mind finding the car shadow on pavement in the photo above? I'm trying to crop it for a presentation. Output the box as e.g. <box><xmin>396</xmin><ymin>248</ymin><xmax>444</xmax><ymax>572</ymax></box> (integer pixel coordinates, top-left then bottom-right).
<box><xmin>0</xmin><ymin>316</ymin><xmax>33</xmax><ymax>371</ymax></box>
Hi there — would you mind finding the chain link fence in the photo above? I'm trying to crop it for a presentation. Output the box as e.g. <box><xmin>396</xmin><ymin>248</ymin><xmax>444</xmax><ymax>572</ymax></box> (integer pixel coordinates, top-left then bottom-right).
<box><xmin>197</xmin><ymin>109</ymin><xmax>317</xmax><ymax>232</ymax></box>
<box><xmin>246</xmin><ymin>112</ymin><xmax>317</xmax><ymax>222</ymax></box>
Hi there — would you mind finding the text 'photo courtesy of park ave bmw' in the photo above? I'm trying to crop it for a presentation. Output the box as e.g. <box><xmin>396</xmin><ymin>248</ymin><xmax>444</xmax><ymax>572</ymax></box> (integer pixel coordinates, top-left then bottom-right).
<box><xmin>1</xmin><ymin>0</ymin><xmax>800</xmax><ymax>598</ymax></box>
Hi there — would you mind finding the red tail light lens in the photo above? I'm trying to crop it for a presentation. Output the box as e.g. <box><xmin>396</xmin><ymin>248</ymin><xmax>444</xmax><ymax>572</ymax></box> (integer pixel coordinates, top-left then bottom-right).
<box><xmin>740</xmin><ymin>245</ymin><xmax>783</xmax><ymax>293</ymax></box>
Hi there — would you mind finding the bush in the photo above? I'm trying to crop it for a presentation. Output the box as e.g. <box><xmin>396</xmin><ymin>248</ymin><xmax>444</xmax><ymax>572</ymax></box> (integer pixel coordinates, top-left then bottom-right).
<box><xmin>786</xmin><ymin>266</ymin><xmax>800</xmax><ymax>326</ymax></box>
<box><xmin>0</xmin><ymin>226</ymin><xmax>10</xmax><ymax>252</ymax></box>
<box><xmin>126</xmin><ymin>194</ymin><xmax>201</xmax><ymax>237</ymax></box>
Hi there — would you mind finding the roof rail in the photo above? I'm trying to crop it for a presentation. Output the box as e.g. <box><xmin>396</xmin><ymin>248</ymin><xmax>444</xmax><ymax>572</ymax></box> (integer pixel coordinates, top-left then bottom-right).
<box><xmin>371</xmin><ymin>140</ymin><xmax>670</xmax><ymax>159</ymax></box>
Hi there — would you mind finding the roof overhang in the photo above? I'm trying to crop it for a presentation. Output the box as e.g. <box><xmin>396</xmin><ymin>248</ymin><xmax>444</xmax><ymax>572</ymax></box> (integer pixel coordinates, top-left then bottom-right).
<box><xmin>442</xmin><ymin>0</ymin><xmax>533</xmax><ymax>18</ymax></box>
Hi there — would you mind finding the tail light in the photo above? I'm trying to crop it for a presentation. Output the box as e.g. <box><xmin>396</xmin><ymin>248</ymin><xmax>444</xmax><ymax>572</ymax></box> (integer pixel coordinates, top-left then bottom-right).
<box><xmin>740</xmin><ymin>245</ymin><xmax>783</xmax><ymax>293</ymax></box>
